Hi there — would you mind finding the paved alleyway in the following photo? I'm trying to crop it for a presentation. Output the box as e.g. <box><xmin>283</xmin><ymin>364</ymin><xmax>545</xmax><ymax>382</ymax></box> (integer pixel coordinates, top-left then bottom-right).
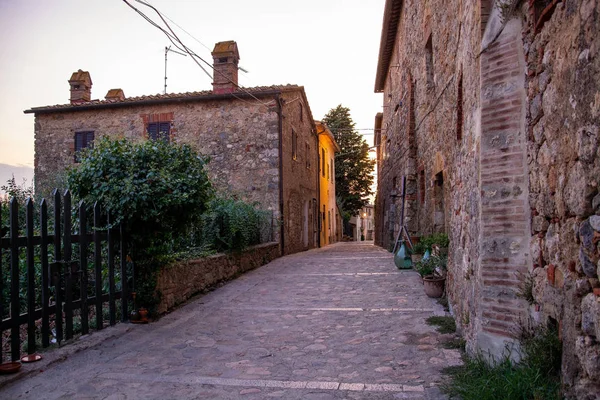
<box><xmin>0</xmin><ymin>242</ymin><xmax>460</xmax><ymax>399</ymax></box>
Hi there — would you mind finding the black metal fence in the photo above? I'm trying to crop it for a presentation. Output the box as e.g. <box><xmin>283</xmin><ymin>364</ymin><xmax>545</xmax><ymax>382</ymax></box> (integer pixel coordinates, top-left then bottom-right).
<box><xmin>0</xmin><ymin>190</ymin><xmax>129</xmax><ymax>362</ymax></box>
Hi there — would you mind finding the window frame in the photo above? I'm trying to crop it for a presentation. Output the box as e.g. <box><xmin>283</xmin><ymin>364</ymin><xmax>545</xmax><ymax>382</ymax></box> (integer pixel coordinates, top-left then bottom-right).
<box><xmin>74</xmin><ymin>130</ymin><xmax>95</xmax><ymax>162</ymax></box>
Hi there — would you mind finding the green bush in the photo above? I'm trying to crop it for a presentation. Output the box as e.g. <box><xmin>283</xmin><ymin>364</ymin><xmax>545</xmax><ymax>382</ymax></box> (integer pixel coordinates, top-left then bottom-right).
<box><xmin>67</xmin><ymin>137</ymin><xmax>213</xmax><ymax>236</ymax></box>
<box><xmin>67</xmin><ymin>137</ymin><xmax>214</xmax><ymax>310</ymax></box>
<box><xmin>200</xmin><ymin>197</ymin><xmax>270</xmax><ymax>253</ymax></box>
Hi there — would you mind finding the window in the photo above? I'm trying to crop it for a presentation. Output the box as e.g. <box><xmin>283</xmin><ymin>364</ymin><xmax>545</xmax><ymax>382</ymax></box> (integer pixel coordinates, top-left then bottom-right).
<box><xmin>425</xmin><ymin>34</ymin><xmax>434</xmax><ymax>89</ymax></box>
<box><xmin>74</xmin><ymin>131</ymin><xmax>94</xmax><ymax>162</ymax></box>
<box><xmin>321</xmin><ymin>148</ymin><xmax>326</xmax><ymax>177</ymax></box>
<box><xmin>330</xmin><ymin>158</ymin><xmax>334</xmax><ymax>182</ymax></box>
<box><xmin>292</xmin><ymin>130</ymin><xmax>298</xmax><ymax>160</ymax></box>
<box><xmin>305</xmin><ymin>142</ymin><xmax>310</xmax><ymax>169</ymax></box>
<box><xmin>147</xmin><ymin>122</ymin><xmax>171</xmax><ymax>142</ymax></box>
<box><xmin>299</xmin><ymin>103</ymin><xmax>303</xmax><ymax>122</ymax></box>
<box><xmin>457</xmin><ymin>72</ymin><xmax>463</xmax><ymax>141</ymax></box>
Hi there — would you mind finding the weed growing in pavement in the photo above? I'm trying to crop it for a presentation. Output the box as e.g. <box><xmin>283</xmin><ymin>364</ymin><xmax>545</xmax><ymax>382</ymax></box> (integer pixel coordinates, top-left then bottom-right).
<box><xmin>437</xmin><ymin>297</ymin><xmax>449</xmax><ymax>311</ymax></box>
<box><xmin>442</xmin><ymin>325</ymin><xmax>562</xmax><ymax>400</ymax></box>
<box><xmin>442</xmin><ymin>337</ymin><xmax>466</xmax><ymax>350</ymax></box>
<box><xmin>426</xmin><ymin>316</ymin><xmax>457</xmax><ymax>334</ymax></box>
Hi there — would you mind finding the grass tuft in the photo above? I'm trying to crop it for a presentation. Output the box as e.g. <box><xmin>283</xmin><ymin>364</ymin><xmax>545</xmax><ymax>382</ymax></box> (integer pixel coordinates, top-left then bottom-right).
<box><xmin>442</xmin><ymin>326</ymin><xmax>562</xmax><ymax>400</ymax></box>
<box><xmin>426</xmin><ymin>316</ymin><xmax>456</xmax><ymax>334</ymax></box>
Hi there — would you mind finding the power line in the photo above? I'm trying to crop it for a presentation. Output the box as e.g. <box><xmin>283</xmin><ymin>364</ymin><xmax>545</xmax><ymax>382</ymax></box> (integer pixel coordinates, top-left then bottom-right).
<box><xmin>123</xmin><ymin>0</ymin><xmax>271</xmax><ymax>107</ymax></box>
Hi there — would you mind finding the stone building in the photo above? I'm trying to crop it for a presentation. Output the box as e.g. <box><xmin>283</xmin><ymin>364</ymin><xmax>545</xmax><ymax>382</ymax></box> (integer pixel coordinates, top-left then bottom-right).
<box><xmin>26</xmin><ymin>41</ymin><xmax>320</xmax><ymax>256</ymax></box>
<box><xmin>316</xmin><ymin>121</ymin><xmax>340</xmax><ymax>246</ymax></box>
<box><xmin>374</xmin><ymin>0</ymin><xmax>600</xmax><ymax>395</ymax></box>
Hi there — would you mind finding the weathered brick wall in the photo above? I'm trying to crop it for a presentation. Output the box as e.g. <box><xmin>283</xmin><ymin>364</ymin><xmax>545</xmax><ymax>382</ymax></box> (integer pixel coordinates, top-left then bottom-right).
<box><xmin>477</xmin><ymin>15</ymin><xmax>530</xmax><ymax>356</ymax></box>
<box><xmin>521</xmin><ymin>0</ymin><xmax>600</xmax><ymax>395</ymax></box>
<box><xmin>33</xmin><ymin>98</ymin><xmax>281</xmax><ymax>243</ymax></box>
<box><xmin>280</xmin><ymin>91</ymin><xmax>319</xmax><ymax>254</ymax></box>
<box><xmin>156</xmin><ymin>242</ymin><xmax>280</xmax><ymax>314</ymax></box>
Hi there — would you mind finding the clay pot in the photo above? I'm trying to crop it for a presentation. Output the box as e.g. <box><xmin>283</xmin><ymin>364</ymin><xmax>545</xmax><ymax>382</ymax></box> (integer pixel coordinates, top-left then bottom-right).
<box><xmin>423</xmin><ymin>275</ymin><xmax>445</xmax><ymax>298</ymax></box>
<box><xmin>138</xmin><ymin>308</ymin><xmax>149</xmax><ymax>323</ymax></box>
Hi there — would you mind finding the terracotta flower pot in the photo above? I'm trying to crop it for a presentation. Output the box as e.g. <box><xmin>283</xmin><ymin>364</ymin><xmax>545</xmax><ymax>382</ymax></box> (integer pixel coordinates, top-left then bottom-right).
<box><xmin>423</xmin><ymin>275</ymin><xmax>445</xmax><ymax>298</ymax></box>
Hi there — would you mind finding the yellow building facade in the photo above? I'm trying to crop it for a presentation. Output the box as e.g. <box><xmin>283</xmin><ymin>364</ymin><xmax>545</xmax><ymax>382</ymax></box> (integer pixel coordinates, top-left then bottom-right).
<box><xmin>316</xmin><ymin>121</ymin><xmax>340</xmax><ymax>246</ymax></box>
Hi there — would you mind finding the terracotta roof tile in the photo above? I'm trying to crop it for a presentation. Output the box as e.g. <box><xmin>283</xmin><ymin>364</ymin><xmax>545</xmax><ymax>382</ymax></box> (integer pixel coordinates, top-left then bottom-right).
<box><xmin>25</xmin><ymin>85</ymin><xmax>301</xmax><ymax>114</ymax></box>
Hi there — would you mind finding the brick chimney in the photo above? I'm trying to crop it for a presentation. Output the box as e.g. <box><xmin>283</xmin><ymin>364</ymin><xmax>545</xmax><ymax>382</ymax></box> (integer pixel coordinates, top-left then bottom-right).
<box><xmin>211</xmin><ymin>41</ymin><xmax>239</xmax><ymax>94</ymax></box>
<box><xmin>105</xmin><ymin>88</ymin><xmax>125</xmax><ymax>101</ymax></box>
<box><xmin>69</xmin><ymin>69</ymin><xmax>92</xmax><ymax>104</ymax></box>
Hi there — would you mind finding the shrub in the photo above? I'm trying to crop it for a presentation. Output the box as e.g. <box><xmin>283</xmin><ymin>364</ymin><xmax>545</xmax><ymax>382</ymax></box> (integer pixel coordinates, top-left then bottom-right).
<box><xmin>200</xmin><ymin>197</ymin><xmax>270</xmax><ymax>253</ymax></box>
<box><xmin>67</xmin><ymin>137</ymin><xmax>213</xmax><ymax>310</ymax></box>
<box><xmin>67</xmin><ymin>137</ymin><xmax>213</xmax><ymax>236</ymax></box>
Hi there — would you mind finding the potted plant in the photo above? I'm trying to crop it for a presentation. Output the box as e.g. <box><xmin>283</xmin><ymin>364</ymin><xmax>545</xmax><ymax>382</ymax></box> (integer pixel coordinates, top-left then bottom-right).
<box><xmin>430</xmin><ymin>233</ymin><xmax>449</xmax><ymax>257</ymax></box>
<box><xmin>414</xmin><ymin>255</ymin><xmax>447</xmax><ymax>298</ymax></box>
<box><xmin>411</xmin><ymin>240</ymin><xmax>428</xmax><ymax>263</ymax></box>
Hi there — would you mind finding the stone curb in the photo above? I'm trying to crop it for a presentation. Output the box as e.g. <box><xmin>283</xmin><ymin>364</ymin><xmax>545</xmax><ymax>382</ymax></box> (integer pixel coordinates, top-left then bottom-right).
<box><xmin>0</xmin><ymin>323</ymin><xmax>135</xmax><ymax>389</ymax></box>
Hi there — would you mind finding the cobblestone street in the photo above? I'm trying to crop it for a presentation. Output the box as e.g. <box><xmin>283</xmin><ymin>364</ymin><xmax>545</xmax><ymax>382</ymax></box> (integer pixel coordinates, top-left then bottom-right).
<box><xmin>0</xmin><ymin>242</ymin><xmax>459</xmax><ymax>399</ymax></box>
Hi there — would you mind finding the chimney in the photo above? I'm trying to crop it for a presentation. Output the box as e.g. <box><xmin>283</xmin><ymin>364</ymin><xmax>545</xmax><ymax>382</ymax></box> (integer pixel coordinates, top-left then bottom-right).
<box><xmin>105</xmin><ymin>88</ymin><xmax>125</xmax><ymax>101</ymax></box>
<box><xmin>69</xmin><ymin>69</ymin><xmax>92</xmax><ymax>104</ymax></box>
<box><xmin>211</xmin><ymin>41</ymin><xmax>239</xmax><ymax>94</ymax></box>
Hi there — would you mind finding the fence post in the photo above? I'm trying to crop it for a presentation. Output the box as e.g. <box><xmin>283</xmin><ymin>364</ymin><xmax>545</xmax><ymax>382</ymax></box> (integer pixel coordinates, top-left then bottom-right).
<box><xmin>53</xmin><ymin>189</ymin><xmax>63</xmax><ymax>345</ymax></box>
<box><xmin>93</xmin><ymin>202</ymin><xmax>103</xmax><ymax>330</ymax></box>
<box><xmin>79</xmin><ymin>200</ymin><xmax>89</xmax><ymax>334</ymax></box>
<box><xmin>107</xmin><ymin>211</ymin><xmax>116</xmax><ymax>326</ymax></box>
<box><xmin>9</xmin><ymin>198</ymin><xmax>20</xmax><ymax>361</ymax></box>
<box><xmin>25</xmin><ymin>198</ymin><xmax>36</xmax><ymax>355</ymax></box>
<box><xmin>120</xmin><ymin>223</ymin><xmax>128</xmax><ymax>322</ymax></box>
<box><xmin>0</xmin><ymin>201</ymin><xmax>3</xmax><ymax>362</ymax></box>
<box><xmin>63</xmin><ymin>190</ymin><xmax>73</xmax><ymax>340</ymax></box>
<box><xmin>40</xmin><ymin>199</ymin><xmax>50</xmax><ymax>348</ymax></box>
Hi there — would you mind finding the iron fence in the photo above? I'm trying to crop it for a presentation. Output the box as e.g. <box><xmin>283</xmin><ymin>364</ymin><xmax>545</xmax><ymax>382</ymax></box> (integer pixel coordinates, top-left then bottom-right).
<box><xmin>0</xmin><ymin>190</ymin><xmax>129</xmax><ymax>362</ymax></box>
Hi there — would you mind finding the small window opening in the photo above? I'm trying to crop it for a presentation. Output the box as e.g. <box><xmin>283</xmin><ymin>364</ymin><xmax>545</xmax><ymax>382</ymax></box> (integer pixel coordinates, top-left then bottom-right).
<box><xmin>425</xmin><ymin>35</ymin><xmax>434</xmax><ymax>89</ymax></box>
<box><xmin>457</xmin><ymin>72</ymin><xmax>463</xmax><ymax>141</ymax></box>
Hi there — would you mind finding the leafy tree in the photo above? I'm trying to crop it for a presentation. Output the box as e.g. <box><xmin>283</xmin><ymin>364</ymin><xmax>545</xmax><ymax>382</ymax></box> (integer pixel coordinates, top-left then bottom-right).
<box><xmin>323</xmin><ymin>105</ymin><xmax>375</xmax><ymax>217</ymax></box>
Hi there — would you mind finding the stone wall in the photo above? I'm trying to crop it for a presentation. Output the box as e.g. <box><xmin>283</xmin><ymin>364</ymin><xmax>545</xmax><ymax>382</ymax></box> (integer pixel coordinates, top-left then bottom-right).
<box><xmin>155</xmin><ymin>242</ymin><xmax>280</xmax><ymax>314</ymax></box>
<box><xmin>33</xmin><ymin>98</ymin><xmax>281</xmax><ymax>236</ymax></box>
<box><xmin>375</xmin><ymin>0</ymin><xmax>483</xmax><ymax>349</ymax></box>
<box><xmin>279</xmin><ymin>91</ymin><xmax>319</xmax><ymax>254</ymax></box>
<box><xmin>522</xmin><ymin>0</ymin><xmax>600</xmax><ymax>395</ymax></box>
<box><xmin>375</xmin><ymin>0</ymin><xmax>600</xmax><ymax>395</ymax></box>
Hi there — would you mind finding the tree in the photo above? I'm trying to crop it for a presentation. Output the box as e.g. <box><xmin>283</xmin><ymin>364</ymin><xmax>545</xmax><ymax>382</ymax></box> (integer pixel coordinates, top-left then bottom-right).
<box><xmin>323</xmin><ymin>105</ymin><xmax>375</xmax><ymax>218</ymax></box>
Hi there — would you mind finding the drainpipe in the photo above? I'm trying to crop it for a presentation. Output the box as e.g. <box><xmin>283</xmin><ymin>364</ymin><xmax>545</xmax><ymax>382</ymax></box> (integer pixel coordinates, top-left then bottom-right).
<box><xmin>316</xmin><ymin>128</ymin><xmax>321</xmax><ymax>248</ymax></box>
<box><xmin>276</xmin><ymin>94</ymin><xmax>285</xmax><ymax>256</ymax></box>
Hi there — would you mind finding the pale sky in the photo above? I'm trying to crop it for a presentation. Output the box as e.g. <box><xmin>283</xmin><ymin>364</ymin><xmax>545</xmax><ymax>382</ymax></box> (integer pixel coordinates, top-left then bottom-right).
<box><xmin>0</xmin><ymin>0</ymin><xmax>384</xmax><ymax>170</ymax></box>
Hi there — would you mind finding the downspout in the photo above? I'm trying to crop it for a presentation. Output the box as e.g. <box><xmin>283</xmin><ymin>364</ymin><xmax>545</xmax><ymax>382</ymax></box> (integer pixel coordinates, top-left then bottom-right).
<box><xmin>316</xmin><ymin>129</ymin><xmax>321</xmax><ymax>248</ymax></box>
<box><xmin>276</xmin><ymin>94</ymin><xmax>285</xmax><ymax>255</ymax></box>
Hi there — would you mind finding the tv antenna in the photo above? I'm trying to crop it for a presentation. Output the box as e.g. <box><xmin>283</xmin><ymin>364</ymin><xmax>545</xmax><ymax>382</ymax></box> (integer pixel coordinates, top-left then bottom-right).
<box><xmin>164</xmin><ymin>46</ymin><xmax>187</xmax><ymax>94</ymax></box>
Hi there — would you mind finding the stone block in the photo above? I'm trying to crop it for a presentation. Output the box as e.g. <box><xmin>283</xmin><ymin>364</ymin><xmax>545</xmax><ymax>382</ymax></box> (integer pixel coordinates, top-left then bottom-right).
<box><xmin>575</xmin><ymin>335</ymin><xmax>600</xmax><ymax>380</ymax></box>
<box><xmin>581</xmin><ymin>294</ymin><xmax>600</xmax><ymax>337</ymax></box>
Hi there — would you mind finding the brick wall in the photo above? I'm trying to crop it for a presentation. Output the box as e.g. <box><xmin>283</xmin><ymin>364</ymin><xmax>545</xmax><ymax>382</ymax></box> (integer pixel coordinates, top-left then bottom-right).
<box><xmin>477</xmin><ymin>18</ymin><xmax>530</xmax><ymax>353</ymax></box>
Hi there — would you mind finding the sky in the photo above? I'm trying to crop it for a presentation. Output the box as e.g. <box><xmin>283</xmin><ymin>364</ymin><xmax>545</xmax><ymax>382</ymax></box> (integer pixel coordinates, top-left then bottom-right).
<box><xmin>0</xmin><ymin>0</ymin><xmax>384</xmax><ymax>181</ymax></box>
